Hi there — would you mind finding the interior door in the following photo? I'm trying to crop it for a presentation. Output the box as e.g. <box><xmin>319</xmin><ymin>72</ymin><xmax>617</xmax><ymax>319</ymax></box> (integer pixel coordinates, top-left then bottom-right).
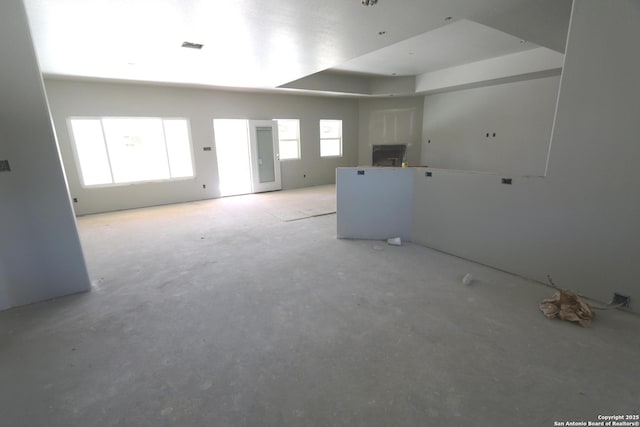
<box><xmin>249</xmin><ymin>120</ymin><xmax>281</xmax><ymax>193</ymax></box>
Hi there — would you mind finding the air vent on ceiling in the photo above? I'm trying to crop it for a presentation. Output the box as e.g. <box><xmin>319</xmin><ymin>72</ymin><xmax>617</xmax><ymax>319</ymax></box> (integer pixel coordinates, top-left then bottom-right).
<box><xmin>181</xmin><ymin>41</ymin><xmax>204</xmax><ymax>50</ymax></box>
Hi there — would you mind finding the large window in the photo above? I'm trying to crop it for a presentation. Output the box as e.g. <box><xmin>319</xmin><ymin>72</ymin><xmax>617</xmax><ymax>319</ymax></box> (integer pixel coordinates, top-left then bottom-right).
<box><xmin>276</xmin><ymin>119</ymin><xmax>300</xmax><ymax>160</ymax></box>
<box><xmin>69</xmin><ymin>117</ymin><xmax>194</xmax><ymax>187</ymax></box>
<box><xmin>319</xmin><ymin>119</ymin><xmax>342</xmax><ymax>157</ymax></box>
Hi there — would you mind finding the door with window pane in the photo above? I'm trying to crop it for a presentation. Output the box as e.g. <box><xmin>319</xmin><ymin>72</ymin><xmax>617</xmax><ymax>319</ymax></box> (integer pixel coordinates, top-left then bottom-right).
<box><xmin>249</xmin><ymin>120</ymin><xmax>281</xmax><ymax>193</ymax></box>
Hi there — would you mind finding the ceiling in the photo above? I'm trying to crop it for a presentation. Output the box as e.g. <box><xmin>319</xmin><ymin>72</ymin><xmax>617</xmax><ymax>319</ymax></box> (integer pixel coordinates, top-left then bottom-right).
<box><xmin>333</xmin><ymin>19</ymin><xmax>541</xmax><ymax>77</ymax></box>
<box><xmin>23</xmin><ymin>0</ymin><xmax>573</xmax><ymax>96</ymax></box>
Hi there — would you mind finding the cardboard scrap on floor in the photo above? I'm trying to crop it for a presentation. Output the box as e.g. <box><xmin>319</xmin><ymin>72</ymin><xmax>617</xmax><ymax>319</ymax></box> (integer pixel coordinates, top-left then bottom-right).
<box><xmin>539</xmin><ymin>289</ymin><xmax>595</xmax><ymax>327</ymax></box>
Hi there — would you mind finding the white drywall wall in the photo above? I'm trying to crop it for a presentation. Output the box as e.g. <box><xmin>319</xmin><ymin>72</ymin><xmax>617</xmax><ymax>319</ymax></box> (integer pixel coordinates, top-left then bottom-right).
<box><xmin>415</xmin><ymin>48</ymin><xmax>563</xmax><ymax>94</ymax></box>
<box><xmin>44</xmin><ymin>79</ymin><xmax>359</xmax><ymax>215</ymax></box>
<box><xmin>421</xmin><ymin>75</ymin><xmax>561</xmax><ymax>176</ymax></box>
<box><xmin>337</xmin><ymin>168</ymin><xmax>413</xmax><ymax>241</ymax></box>
<box><xmin>369</xmin><ymin>76</ymin><xmax>416</xmax><ymax>96</ymax></box>
<box><xmin>0</xmin><ymin>133</ymin><xmax>11</xmax><ymax>311</ymax></box>
<box><xmin>358</xmin><ymin>97</ymin><xmax>424</xmax><ymax>166</ymax></box>
<box><xmin>412</xmin><ymin>0</ymin><xmax>640</xmax><ymax>310</ymax></box>
<box><xmin>0</xmin><ymin>261</ymin><xmax>8</xmax><ymax>311</ymax></box>
<box><xmin>0</xmin><ymin>0</ymin><xmax>91</xmax><ymax>310</ymax></box>
<box><xmin>412</xmin><ymin>170</ymin><xmax>551</xmax><ymax>281</ymax></box>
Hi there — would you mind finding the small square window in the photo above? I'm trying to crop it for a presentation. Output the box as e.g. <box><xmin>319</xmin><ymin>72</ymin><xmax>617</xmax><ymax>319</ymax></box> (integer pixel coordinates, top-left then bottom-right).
<box><xmin>320</xmin><ymin>120</ymin><xmax>342</xmax><ymax>157</ymax></box>
<box><xmin>276</xmin><ymin>119</ymin><xmax>301</xmax><ymax>160</ymax></box>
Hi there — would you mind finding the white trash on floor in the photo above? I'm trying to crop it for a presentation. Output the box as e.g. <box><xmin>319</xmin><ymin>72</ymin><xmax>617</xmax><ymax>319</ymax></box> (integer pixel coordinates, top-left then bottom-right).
<box><xmin>387</xmin><ymin>237</ymin><xmax>402</xmax><ymax>246</ymax></box>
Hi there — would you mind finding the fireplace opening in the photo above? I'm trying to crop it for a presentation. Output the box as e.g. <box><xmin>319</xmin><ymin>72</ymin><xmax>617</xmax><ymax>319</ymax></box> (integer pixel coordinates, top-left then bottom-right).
<box><xmin>372</xmin><ymin>144</ymin><xmax>407</xmax><ymax>166</ymax></box>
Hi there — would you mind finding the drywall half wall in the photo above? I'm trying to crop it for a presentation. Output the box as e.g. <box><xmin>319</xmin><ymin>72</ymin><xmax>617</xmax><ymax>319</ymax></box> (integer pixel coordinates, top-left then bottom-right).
<box><xmin>358</xmin><ymin>97</ymin><xmax>424</xmax><ymax>166</ymax></box>
<box><xmin>0</xmin><ymin>0</ymin><xmax>91</xmax><ymax>310</ymax></box>
<box><xmin>44</xmin><ymin>79</ymin><xmax>359</xmax><ymax>215</ymax></box>
<box><xmin>421</xmin><ymin>75</ymin><xmax>560</xmax><ymax>176</ymax></box>
<box><xmin>337</xmin><ymin>167</ymin><xmax>413</xmax><ymax>241</ymax></box>
<box><xmin>413</xmin><ymin>0</ymin><xmax>640</xmax><ymax>311</ymax></box>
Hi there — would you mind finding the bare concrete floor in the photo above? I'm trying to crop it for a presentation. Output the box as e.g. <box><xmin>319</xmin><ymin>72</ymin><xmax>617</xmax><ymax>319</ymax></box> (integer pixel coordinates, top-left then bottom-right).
<box><xmin>1</xmin><ymin>185</ymin><xmax>638</xmax><ymax>426</ymax></box>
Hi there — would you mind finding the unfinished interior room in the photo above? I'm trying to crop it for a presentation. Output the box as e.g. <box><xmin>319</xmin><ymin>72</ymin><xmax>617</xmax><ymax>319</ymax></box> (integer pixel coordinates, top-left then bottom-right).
<box><xmin>1</xmin><ymin>0</ymin><xmax>638</xmax><ymax>425</ymax></box>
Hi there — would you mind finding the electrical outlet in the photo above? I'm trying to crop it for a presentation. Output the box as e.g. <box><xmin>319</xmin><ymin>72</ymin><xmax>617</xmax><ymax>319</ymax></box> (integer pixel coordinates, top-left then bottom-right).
<box><xmin>0</xmin><ymin>160</ymin><xmax>11</xmax><ymax>172</ymax></box>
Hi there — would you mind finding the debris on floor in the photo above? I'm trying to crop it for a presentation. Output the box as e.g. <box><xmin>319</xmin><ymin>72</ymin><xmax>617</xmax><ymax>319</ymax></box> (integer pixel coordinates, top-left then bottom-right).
<box><xmin>387</xmin><ymin>237</ymin><xmax>402</xmax><ymax>246</ymax></box>
<box><xmin>539</xmin><ymin>288</ymin><xmax>595</xmax><ymax>327</ymax></box>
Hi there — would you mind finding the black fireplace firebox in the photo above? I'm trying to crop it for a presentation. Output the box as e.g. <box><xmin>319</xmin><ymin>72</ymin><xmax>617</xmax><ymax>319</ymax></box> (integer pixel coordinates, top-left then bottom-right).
<box><xmin>372</xmin><ymin>144</ymin><xmax>407</xmax><ymax>166</ymax></box>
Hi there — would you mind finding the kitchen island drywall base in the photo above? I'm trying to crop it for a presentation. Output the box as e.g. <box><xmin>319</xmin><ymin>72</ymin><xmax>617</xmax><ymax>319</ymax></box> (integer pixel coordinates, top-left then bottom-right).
<box><xmin>411</xmin><ymin>168</ymin><xmax>550</xmax><ymax>284</ymax></box>
<box><xmin>336</xmin><ymin>163</ymin><xmax>638</xmax><ymax>314</ymax></box>
<box><xmin>336</xmin><ymin>167</ymin><xmax>413</xmax><ymax>241</ymax></box>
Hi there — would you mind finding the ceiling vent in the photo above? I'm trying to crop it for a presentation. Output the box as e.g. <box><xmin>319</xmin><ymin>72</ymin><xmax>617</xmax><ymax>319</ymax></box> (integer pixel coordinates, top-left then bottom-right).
<box><xmin>181</xmin><ymin>41</ymin><xmax>204</xmax><ymax>50</ymax></box>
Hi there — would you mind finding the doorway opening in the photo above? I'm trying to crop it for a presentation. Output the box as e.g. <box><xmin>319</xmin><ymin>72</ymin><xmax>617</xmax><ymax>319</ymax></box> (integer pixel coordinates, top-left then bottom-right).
<box><xmin>213</xmin><ymin>119</ymin><xmax>281</xmax><ymax>197</ymax></box>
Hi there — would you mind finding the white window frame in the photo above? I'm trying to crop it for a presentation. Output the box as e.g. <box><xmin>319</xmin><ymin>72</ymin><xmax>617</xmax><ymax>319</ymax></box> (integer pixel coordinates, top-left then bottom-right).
<box><xmin>68</xmin><ymin>116</ymin><xmax>196</xmax><ymax>188</ymax></box>
<box><xmin>319</xmin><ymin>119</ymin><xmax>343</xmax><ymax>158</ymax></box>
<box><xmin>275</xmin><ymin>119</ymin><xmax>301</xmax><ymax>160</ymax></box>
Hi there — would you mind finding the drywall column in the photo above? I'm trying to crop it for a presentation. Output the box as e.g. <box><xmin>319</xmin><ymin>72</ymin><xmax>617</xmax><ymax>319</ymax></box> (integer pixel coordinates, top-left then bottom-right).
<box><xmin>0</xmin><ymin>0</ymin><xmax>91</xmax><ymax>310</ymax></box>
<box><xmin>336</xmin><ymin>167</ymin><xmax>413</xmax><ymax>241</ymax></box>
<box><xmin>0</xmin><ymin>131</ymin><xmax>11</xmax><ymax>310</ymax></box>
<box><xmin>0</xmin><ymin>261</ymin><xmax>8</xmax><ymax>311</ymax></box>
